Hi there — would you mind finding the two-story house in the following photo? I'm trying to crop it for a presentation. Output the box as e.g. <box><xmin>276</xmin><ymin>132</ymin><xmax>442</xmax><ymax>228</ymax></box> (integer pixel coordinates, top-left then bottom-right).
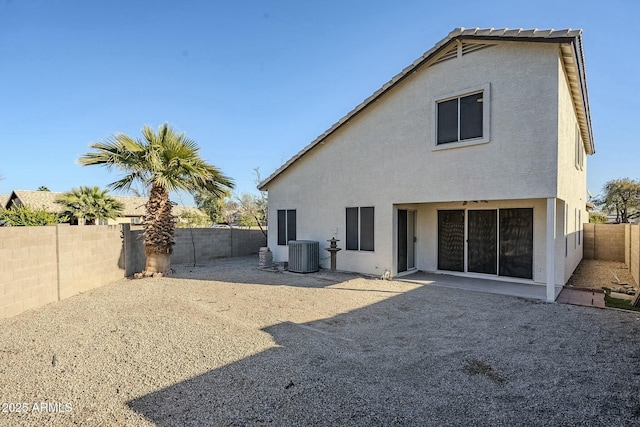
<box><xmin>258</xmin><ymin>28</ymin><xmax>594</xmax><ymax>301</ymax></box>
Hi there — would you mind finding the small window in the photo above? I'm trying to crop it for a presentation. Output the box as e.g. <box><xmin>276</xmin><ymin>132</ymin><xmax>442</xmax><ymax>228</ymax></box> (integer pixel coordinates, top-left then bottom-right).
<box><xmin>434</xmin><ymin>84</ymin><xmax>490</xmax><ymax>149</ymax></box>
<box><xmin>277</xmin><ymin>209</ymin><xmax>296</xmax><ymax>245</ymax></box>
<box><xmin>578</xmin><ymin>210</ymin><xmax>582</xmax><ymax>245</ymax></box>
<box><xmin>346</xmin><ymin>207</ymin><xmax>374</xmax><ymax>251</ymax></box>
<box><xmin>574</xmin><ymin>208</ymin><xmax>578</xmax><ymax>249</ymax></box>
<box><xmin>565</xmin><ymin>205</ymin><xmax>569</xmax><ymax>257</ymax></box>
<box><xmin>575</xmin><ymin>125</ymin><xmax>584</xmax><ymax>170</ymax></box>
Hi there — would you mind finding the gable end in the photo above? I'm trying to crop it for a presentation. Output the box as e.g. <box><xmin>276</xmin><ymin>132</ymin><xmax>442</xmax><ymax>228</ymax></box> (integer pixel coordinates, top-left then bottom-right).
<box><xmin>259</xmin><ymin>27</ymin><xmax>594</xmax><ymax>191</ymax></box>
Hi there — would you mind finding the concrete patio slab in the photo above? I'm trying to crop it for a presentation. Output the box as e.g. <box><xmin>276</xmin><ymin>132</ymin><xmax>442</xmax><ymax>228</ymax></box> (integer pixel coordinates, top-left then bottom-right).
<box><xmin>396</xmin><ymin>270</ymin><xmax>552</xmax><ymax>301</ymax></box>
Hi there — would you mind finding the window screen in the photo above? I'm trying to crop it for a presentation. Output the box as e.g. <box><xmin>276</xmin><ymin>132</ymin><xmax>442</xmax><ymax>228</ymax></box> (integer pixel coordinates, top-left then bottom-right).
<box><xmin>437</xmin><ymin>210</ymin><xmax>465</xmax><ymax>271</ymax></box>
<box><xmin>346</xmin><ymin>207</ymin><xmax>374</xmax><ymax>251</ymax></box>
<box><xmin>467</xmin><ymin>210</ymin><xmax>497</xmax><ymax>274</ymax></box>
<box><xmin>499</xmin><ymin>208</ymin><xmax>533</xmax><ymax>279</ymax></box>
<box><xmin>437</xmin><ymin>91</ymin><xmax>483</xmax><ymax>144</ymax></box>
<box><xmin>346</xmin><ymin>207</ymin><xmax>358</xmax><ymax>250</ymax></box>
<box><xmin>437</xmin><ymin>98</ymin><xmax>458</xmax><ymax>144</ymax></box>
<box><xmin>460</xmin><ymin>93</ymin><xmax>483</xmax><ymax>140</ymax></box>
<box><xmin>277</xmin><ymin>209</ymin><xmax>296</xmax><ymax>245</ymax></box>
<box><xmin>360</xmin><ymin>207</ymin><xmax>375</xmax><ymax>251</ymax></box>
<box><xmin>287</xmin><ymin>210</ymin><xmax>296</xmax><ymax>243</ymax></box>
<box><xmin>277</xmin><ymin>210</ymin><xmax>287</xmax><ymax>245</ymax></box>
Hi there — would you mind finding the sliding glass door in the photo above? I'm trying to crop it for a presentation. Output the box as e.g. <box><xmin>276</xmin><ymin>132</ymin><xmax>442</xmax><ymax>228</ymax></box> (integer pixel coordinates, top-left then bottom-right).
<box><xmin>437</xmin><ymin>208</ymin><xmax>533</xmax><ymax>279</ymax></box>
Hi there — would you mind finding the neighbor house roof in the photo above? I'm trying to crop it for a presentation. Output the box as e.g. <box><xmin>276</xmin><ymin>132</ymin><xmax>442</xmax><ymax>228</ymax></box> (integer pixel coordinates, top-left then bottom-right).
<box><xmin>7</xmin><ymin>190</ymin><xmax>62</xmax><ymax>212</ymax></box>
<box><xmin>0</xmin><ymin>194</ymin><xmax>9</xmax><ymax>209</ymax></box>
<box><xmin>259</xmin><ymin>27</ymin><xmax>594</xmax><ymax>190</ymax></box>
<box><xmin>6</xmin><ymin>190</ymin><xmax>203</xmax><ymax>217</ymax></box>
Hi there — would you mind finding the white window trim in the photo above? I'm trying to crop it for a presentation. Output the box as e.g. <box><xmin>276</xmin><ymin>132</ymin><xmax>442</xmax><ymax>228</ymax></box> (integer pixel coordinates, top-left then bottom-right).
<box><xmin>432</xmin><ymin>83</ymin><xmax>491</xmax><ymax>151</ymax></box>
<box><xmin>575</xmin><ymin>124</ymin><xmax>584</xmax><ymax>170</ymax></box>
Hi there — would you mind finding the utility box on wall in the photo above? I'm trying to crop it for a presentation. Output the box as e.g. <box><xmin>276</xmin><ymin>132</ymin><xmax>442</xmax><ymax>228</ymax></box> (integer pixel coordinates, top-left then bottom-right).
<box><xmin>288</xmin><ymin>240</ymin><xmax>319</xmax><ymax>273</ymax></box>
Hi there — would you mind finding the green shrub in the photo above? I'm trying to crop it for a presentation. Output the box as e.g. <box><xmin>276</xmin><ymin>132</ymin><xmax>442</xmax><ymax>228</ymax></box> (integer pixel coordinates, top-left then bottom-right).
<box><xmin>0</xmin><ymin>206</ymin><xmax>67</xmax><ymax>226</ymax></box>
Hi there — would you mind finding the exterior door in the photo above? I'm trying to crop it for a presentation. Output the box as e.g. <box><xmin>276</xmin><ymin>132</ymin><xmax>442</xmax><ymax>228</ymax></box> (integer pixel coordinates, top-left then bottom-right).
<box><xmin>437</xmin><ymin>210</ymin><xmax>465</xmax><ymax>272</ymax></box>
<box><xmin>467</xmin><ymin>210</ymin><xmax>497</xmax><ymax>274</ymax></box>
<box><xmin>398</xmin><ymin>210</ymin><xmax>416</xmax><ymax>273</ymax></box>
<box><xmin>499</xmin><ymin>208</ymin><xmax>533</xmax><ymax>279</ymax></box>
<box><xmin>437</xmin><ymin>208</ymin><xmax>533</xmax><ymax>279</ymax></box>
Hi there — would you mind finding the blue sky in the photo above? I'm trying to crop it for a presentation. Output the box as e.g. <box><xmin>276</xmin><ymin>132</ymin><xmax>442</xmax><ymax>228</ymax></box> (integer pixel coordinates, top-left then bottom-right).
<box><xmin>1</xmin><ymin>0</ymin><xmax>638</xmax><ymax>205</ymax></box>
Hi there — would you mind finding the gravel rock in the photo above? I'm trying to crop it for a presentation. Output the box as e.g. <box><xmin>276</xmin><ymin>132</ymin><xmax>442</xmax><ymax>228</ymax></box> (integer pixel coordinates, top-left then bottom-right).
<box><xmin>567</xmin><ymin>259</ymin><xmax>637</xmax><ymax>289</ymax></box>
<box><xmin>1</xmin><ymin>256</ymin><xmax>640</xmax><ymax>426</ymax></box>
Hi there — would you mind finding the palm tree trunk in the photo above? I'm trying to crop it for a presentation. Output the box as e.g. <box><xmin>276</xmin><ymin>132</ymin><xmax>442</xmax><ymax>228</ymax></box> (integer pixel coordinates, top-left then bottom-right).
<box><xmin>143</xmin><ymin>184</ymin><xmax>175</xmax><ymax>273</ymax></box>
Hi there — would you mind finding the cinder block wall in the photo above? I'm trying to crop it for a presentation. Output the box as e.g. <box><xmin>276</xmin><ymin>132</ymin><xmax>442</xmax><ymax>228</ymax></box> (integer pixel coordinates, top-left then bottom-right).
<box><xmin>584</xmin><ymin>224</ymin><xmax>626</xmax><ymax>262</ymax></box>
<box><xmin>583</xmin><ymin>223</ymin><xmax>639</xmax><ymax>287</ymax></box>
<box><xmin>631</xmin><ymin>225</ymin><xmax>640</xmax><ymax>287</ymax></box>
<box><xmin>170</xmin><ymin>228</ymin><xmax>266</xmax><ymax>267</ymax></box>
<box><xmin>172</xmin><ymin>229</ymin><xmax>232</xmax><ymax>265</ymax></box>
<box><xmin>126</xmin><ymin>228</ymin><xmax>266</xmax><ymax>272</ymax></box>
<box><xmin>57</xmin><ymin>224</ymin><xmax>124</xmax><ymax>299</ymax></box>
<box><xmin>232</xmin><ymin>229</ymin><xmax>268</xmax><ymax>257</ymax></box>
<box><xmin>0</xmin><ymin>226</ymin><xmax>58</xmax><ymax>319</ymax></box>
<box><xmin>583</xmin><ymin>223</ymin><xmax>595</xmax><ymax>259</ymax></box>
<box><xmin>0</xmin><ymin>225</ymin><xmax>124</xmax><ymax>319</ymax></box>
<box><xmin>1</xmin><ymin>224</ymin><xmax>266</xmax><ymax>319</ymax></box>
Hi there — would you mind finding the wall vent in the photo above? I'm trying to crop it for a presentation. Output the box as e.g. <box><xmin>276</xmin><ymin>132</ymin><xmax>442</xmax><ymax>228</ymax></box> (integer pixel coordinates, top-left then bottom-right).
<box><xmin>461</xmin><ymin>42</ymin><xmax>493</xmax><ymax>56</ymax></box>
<box><xmin>288</xmin><ymin>240</ymin><xmax>319</xmax><ymax>273</ymax></box>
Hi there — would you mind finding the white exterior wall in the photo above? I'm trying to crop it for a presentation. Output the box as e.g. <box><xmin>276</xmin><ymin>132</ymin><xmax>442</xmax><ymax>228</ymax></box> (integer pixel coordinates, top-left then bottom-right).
<box><xmin>556</xmin><ymin>55</ymin><xmax>589</xmax><ymax>283</ymax></box>
<box><xmin>266</xmin><ymin>41</ymin><xmax>577</xmax><ymax>282</ymax></box>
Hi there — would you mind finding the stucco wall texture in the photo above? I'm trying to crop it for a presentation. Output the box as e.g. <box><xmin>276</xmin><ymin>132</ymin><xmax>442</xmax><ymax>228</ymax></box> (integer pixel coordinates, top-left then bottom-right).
<box><xmin>265</xmin><ymin>40</ymin><xmax>588</xmax><ymax>286</ymax></box>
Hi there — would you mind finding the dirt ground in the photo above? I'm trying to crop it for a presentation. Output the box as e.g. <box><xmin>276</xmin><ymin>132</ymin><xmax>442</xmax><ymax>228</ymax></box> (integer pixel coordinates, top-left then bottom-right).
<box><xmin>566</xmin><ymin>259</ymin><xmax>637</xmax><ymax>292</ymax></box>
<box><xmin>2</xmin><ymin>256</ymin><xmax>640</xmax><ymax>426</ymax></box>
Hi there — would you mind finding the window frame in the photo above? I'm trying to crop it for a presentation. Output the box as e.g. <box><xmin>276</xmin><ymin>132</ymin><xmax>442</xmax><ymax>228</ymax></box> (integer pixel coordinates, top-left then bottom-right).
<box><xmin>277</xmin><ymin>209</ymin><xmax>296</xmax><ymax>245</ymax></box>
<box><xmin>575</xmin><ymin>124</ymin><xmax>584</xmax><ymax>170</ymax></box>
<box><xmin>346</xmin><ymin>206</ymin><xmax>375</xmax><ymax>252</ymax></box>
<box><xmin>433</xmin><ymin>83</ymin><xmax>491</xmax><ymax>150</ymax></box>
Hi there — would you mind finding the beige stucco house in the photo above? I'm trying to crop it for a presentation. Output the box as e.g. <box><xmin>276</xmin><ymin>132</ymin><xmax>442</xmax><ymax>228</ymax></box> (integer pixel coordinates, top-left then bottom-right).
<box><xmin>259</xmin><ymin>28</ymin><xmax>595</xmax><ymax>302</ymax></box>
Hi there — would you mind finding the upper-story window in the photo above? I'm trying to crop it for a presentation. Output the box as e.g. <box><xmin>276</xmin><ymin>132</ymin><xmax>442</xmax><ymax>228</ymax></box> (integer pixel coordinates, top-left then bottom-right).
<box><xmin>434</xmin><ymin>84</ymin><xmax>490</xmax><ymax>149</ymax></box>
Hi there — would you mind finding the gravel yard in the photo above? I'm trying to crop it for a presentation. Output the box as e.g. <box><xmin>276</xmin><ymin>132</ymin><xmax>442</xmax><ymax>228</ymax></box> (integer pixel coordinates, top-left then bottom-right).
<box><xmin>1</xmin><ymin>256</ymin><xmax>640</xmax><ymax>426</ymax></box>
<box><xmin>567</xmin><ymin>259</ymin><xmax>637</xmax><ymax>291</ymax></box>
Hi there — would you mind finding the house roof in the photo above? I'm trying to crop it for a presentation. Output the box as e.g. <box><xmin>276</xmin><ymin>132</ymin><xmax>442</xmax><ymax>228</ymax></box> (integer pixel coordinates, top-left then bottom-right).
<box><xmin>0</xmin><ymin>194</ymin><xmax>9</xmax><ymax>209</ymax></box>
<box><xmin>258</xmin><ymin>27</ymin><xmax>595</xmax><ymax>191</ymax></box>
<box><xmin>6</xmin><ymin>190</ymin><xmax>203</xmax><ymax>217</ymax></box>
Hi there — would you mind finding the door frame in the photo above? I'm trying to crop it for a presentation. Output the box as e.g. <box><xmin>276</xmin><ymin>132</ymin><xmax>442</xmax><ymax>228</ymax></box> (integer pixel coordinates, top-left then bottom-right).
<box><xmin>397</xmin><ymin>209</ymin><xmax>417</xmax><ymax>274</ymax></box>
<box><xmin>436</xmin><ymin>207</ymin><xmax>534</xmax><ymax>279</ymax></box>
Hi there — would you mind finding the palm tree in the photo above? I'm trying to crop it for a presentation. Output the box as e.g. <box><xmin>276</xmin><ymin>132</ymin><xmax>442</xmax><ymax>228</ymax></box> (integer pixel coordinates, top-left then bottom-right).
<box><xmin>78</xmin><ymin>124</ymin><xmax>234</xmax><ymax>274</ymax></box>
<box><xmin>56</xmin><ymin>186</ymin><xmax>124</xmax><ymax>225</ymax></box>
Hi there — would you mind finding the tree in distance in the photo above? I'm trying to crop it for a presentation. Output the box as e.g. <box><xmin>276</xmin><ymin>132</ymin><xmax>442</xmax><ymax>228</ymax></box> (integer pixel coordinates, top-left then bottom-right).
<box><xmin>593</xmin><ymin>178</ymin><xmax>640</xmax><ymax>223</ymax></box>
<box><xmin>56</xmin><ymin>186</ymin><xmax>124</xmax><ymax>225</ymax></box>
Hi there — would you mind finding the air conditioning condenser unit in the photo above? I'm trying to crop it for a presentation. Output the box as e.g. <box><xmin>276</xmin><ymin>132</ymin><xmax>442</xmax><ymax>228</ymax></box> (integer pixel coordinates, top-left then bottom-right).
<box><xmin>288</xmin><ymin>240</ymin><xmax>319</xmax><ymax>273</ymax></box>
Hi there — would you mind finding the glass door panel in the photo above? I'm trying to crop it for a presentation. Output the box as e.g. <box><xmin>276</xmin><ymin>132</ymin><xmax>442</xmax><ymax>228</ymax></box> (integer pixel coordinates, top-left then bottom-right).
<box><xmin>438</xmin><ymin>210</ymin><xmax>465</xmax><ymax>272</ymax></box>
<box><xmin>468</xmin><ymin>210</ymin><xmax>497</xmax><ymax>274</ymax></box>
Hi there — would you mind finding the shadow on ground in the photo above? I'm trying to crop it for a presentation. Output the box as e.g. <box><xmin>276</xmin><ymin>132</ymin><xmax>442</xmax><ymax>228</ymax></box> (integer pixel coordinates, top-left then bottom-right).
<box><xmin>128</xmin><ymin>282</ymin><xmax>640</xmax><ymax>426</ymax></box>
